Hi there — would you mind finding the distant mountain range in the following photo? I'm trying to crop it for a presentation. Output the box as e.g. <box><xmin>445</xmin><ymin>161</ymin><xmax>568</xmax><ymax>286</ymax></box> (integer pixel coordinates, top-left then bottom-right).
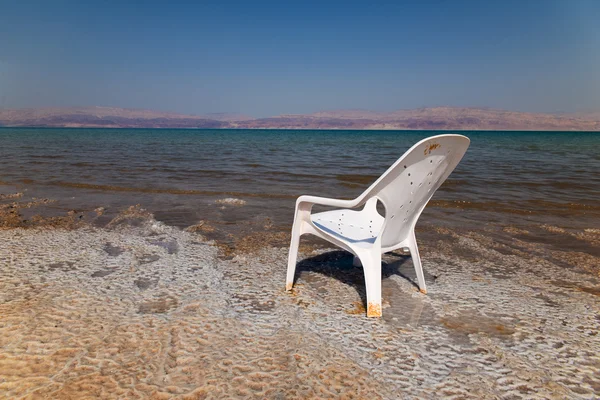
<box><xmin>1</xmin><ymin>106</ymin><xmax>598</xmax><ymax>131</ymax></box>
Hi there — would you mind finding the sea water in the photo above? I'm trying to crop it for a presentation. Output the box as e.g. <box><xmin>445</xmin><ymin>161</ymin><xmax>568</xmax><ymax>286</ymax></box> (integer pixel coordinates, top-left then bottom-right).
<box><xmin>0</xmin><ymin>128</ymin><xmax>598</xmax><ymax>252</ymax></box>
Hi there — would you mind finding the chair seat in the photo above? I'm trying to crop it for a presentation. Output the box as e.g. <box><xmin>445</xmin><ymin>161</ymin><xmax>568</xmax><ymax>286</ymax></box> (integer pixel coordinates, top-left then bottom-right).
<box><xmin>311</xmin><ymin>209</ymin><xmax>385</xmax><ymax>248</ymax></box>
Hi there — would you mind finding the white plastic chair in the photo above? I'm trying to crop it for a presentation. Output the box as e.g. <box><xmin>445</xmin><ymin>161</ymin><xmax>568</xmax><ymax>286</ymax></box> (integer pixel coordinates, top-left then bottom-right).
<box><xmin>286</xmin><ymin>134</ymin><xmax>470</xmax><ymax>317</ymax></box>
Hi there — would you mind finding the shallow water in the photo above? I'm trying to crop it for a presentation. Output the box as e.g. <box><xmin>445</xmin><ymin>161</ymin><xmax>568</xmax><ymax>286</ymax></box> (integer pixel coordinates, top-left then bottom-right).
<box><xmin>1</xmin><ymin>128</ymin><xmax>599</xmax><ymax>251</ymax></box>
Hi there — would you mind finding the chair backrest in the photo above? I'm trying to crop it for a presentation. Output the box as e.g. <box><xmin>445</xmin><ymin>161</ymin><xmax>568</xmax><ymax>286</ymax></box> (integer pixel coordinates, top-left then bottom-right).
<box><xmin>358</xmin><ymin>134</ymin><xmax>470</xmax><ymax>249</ymax></box>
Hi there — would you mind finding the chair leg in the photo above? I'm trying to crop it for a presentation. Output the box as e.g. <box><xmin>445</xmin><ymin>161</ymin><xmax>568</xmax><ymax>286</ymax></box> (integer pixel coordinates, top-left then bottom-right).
<box><xmin>286</xmin><ymin>223</ymin><xmax>302</xmax><ymax>291</ymax></box>
<box><xmin>408</xmin><ymin>231</ymin><xmax>427</xmax><ymax>294</ymax></box>
<box><xmin>358</xmin><ymin>250</ymin><xmax>382</xmax><ymax>317</ymax></box>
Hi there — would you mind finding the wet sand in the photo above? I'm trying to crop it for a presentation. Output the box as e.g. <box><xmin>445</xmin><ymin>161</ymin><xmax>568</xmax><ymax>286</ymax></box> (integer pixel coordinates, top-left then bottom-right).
<box><xmin>1</xmin><ymin>196</ymin><xmax>599</xmax><ymax>399</ymax></box>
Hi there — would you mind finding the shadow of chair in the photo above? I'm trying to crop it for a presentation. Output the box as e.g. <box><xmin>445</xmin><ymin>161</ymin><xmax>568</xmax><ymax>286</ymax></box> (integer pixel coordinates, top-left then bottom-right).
<box><xmin>294</xmin><ymin>250</ymin><xmax>421</xmax><ymax>307</ymax></box>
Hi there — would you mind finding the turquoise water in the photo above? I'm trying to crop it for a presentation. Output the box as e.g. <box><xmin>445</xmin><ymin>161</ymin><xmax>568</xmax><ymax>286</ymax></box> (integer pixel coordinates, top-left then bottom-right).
<box><xmin>1</xmin><ymin>128</ymin><xmax>599</xmax><ymax>242</ymax></box>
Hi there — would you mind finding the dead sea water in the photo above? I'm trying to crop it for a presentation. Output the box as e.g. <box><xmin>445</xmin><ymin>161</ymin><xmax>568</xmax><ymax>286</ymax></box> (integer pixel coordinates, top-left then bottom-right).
<box><xmin>1</xmin><ymin>128</ymin><xmax>599</xmax><ymax>256</ymax></box>
<box><xmin>1</xmin><ymin>128</ymin><xmax>599</xmax><ymax>231</ymax></box>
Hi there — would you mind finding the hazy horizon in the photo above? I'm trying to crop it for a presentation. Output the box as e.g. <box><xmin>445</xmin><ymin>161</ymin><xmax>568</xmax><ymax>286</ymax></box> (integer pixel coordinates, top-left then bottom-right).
<box><xmin>1</xmin><ymin>0</ymin><xmax>599</xmax><ymax>117</ymax></box>
<box><xmin>2</xmin><ymin>104</ymin><xmax>599</xmax><ymax>118</ymax></box>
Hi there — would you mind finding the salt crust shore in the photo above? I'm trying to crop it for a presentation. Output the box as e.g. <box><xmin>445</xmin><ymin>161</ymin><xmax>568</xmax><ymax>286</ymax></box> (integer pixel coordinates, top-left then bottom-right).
<box><xmin>0</xmin><ymin>213</ymin><xmax>598</xmax><ymax>399</ymax></box>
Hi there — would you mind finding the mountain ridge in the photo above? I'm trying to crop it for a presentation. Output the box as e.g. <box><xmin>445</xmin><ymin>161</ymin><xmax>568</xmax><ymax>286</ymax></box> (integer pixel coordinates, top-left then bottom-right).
<box><xmin>1</xmin><ymin>106</ymin><xmax>598</xmax><ymax>131</ymax></box>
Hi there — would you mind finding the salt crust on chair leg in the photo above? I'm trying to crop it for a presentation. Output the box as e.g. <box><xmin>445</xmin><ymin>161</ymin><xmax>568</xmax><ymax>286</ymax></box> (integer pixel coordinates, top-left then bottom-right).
<box><xmin>358</xmin><ymin>250</ymin><xmax>382</xmax><ymax>317</ymax></box>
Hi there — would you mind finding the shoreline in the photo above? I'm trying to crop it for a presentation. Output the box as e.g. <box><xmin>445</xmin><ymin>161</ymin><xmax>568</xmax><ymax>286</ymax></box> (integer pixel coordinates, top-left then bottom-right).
<box><xmin>2</xmin><ymin>183</ymin><xmax>599</xmax><ymax>261</ymax></box>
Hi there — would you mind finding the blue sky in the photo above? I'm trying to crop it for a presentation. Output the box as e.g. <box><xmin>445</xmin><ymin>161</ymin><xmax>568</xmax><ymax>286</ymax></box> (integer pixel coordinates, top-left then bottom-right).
<box><xmin>1</xmin><ymin>0</ymin><xmax>598</xmax><ymax>116</ymax></box>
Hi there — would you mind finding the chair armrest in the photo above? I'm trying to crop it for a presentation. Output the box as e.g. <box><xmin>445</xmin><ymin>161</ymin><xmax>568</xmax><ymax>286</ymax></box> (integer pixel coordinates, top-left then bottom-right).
<box><xmin>296</xmin><ymin>195</ymin><xmax>360</xmax><ymax>209</ymax></box>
